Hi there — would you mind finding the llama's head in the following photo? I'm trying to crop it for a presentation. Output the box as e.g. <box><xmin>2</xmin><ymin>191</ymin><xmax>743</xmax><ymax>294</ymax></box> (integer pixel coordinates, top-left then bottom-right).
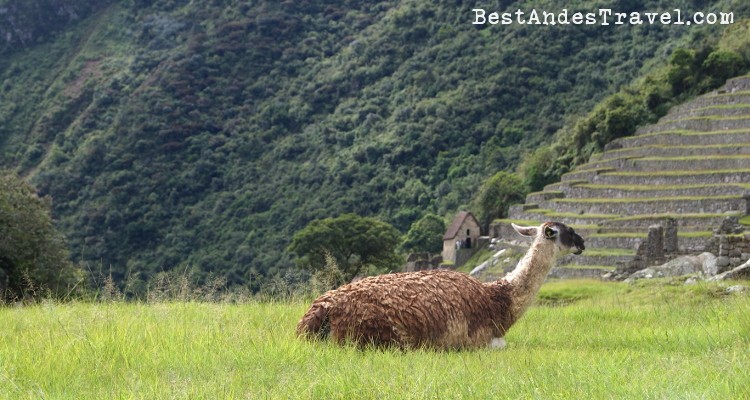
<box><xmin>511</xmin><ymin>221</ymin><xmax>585</xmax><ymax>255</ymax></box>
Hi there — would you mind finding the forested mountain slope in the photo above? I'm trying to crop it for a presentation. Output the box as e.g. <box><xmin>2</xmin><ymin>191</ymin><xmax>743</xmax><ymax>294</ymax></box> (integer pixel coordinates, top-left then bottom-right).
<box><xmin>1</xmin><ymin>0</ymin><xmax>747</xmax><ymax>290</ymax></box>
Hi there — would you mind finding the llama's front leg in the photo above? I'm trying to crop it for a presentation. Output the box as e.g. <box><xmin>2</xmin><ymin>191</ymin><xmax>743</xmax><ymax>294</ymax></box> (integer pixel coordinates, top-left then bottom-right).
<box><xmin>489</xmin><ymin>337</ymin><xmax>507</xmax><ymax>349</ymax></box>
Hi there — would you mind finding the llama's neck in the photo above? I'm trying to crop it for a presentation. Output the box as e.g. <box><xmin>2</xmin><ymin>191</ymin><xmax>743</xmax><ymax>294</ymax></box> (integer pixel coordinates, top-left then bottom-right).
<box><xmin>503</xmin><ymin>238</ymin><xmax>557</xmax><ymax>320</ymax></box>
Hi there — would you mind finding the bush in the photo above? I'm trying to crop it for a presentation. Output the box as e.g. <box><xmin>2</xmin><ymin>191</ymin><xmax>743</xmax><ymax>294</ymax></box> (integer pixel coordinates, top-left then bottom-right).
<box><xmin>518</xmin><ymin>145</ymin><xmax>559</xmax><ymax>192</ymax></box>
<box><xmin>472</xmin><ymin>171</ymin><xmax>527</xmax><ymax>230</ymax></box>
<box><xmin>0</xmin><ymin>173</ymin><xmax>80</xmax><ymax>300</ymax></box>
<box><xmin>701</xmin><ymin>49</ymin><xmax>747</xmax><ymax>89</ymax></box>
<box><xmin>400</xmin><ymin>213</ymin><xmax>445</xmax><ymax>254</ymax></box>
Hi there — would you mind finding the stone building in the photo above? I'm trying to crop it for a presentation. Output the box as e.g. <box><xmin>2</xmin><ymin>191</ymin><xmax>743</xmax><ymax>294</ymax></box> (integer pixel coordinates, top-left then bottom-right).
<box><xmin>442</xmin><ymin>211</ymin><xmax>481</xmax><ymax>267</ymax></box>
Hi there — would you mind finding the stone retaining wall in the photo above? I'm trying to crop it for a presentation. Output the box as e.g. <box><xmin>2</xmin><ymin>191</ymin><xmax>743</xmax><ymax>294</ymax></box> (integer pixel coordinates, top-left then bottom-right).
<box><xmin>705</xmin><ymin>234</ymin><xmax>750</xmax><ymax>271</ymax></box>
<box><xmin>525</xmin><ymin>191</ymin><xmax>564</xmax><ymax>204</ymax></box>
<box><xmin>609</xmin><ymin>132</ymin><xmax>750</xmax><ymax>149</ymax></box>
<box><xmin>601</xmin><ymin>215</ymin><xmax>735</xmax><ymax>231</ymax></box>
<box><xmin>403</xmin><ymin>252</ymin><xmax>443</xmax><ymax>272</ymax></box>
<box><xmin>584</xmin><ymin>235</ymin><xmax>644</xmax><ymax>249</ymax></box>
<box><xmin>561</xmin><ymin>169</ymin><xmax>603</xmax><ymax>182</ymax></box>
<box><xmin>506</xmin><ymin>207</ymin><xmax>610</xmax><ymax>226</ymax></box>
<box><xmin>587</xmin><ymin>156</ymin><xmax>750</xmax><ymax>172</ymax></box>
<box><xmin>660</xmin><ymin>105</ymin><xmax>750</xmax><ymax>121</ymax></box>
<box><xmin>663</xmin><ymin>92</ymin><xmax>750</xmax><ymax>117</ymax></box>
<box><xmin>558</xmin><ymin>253</ymin><xmax>632</xmax><ymax>266</ymax></box>
<box><xmin>559</xmin><ymin>185</ymin><xmax>750</xmax><ymax>199</ymax></box>
<box><xmin>636</xmin><ymin>116</ymin><xmax>750</xmax><ymax>135</ymax></box>
<box><xmin>591</xmin><ymin>171</ymin><xmax>750</xmax><ymax>186</ymax></box>
<box><xmin>548</xmin><ymin>267</ymin><xmax>607</xmax><ymax>279</ymax></box>
<box><xmin>542</xmin><ymin>197</ymin><xmax>747</xmax><ymax>215</ymax></box>
<box><xmin>599</xmin><ymin>144</ymin><xmax>750</xmax><ymax>160</ymax></box>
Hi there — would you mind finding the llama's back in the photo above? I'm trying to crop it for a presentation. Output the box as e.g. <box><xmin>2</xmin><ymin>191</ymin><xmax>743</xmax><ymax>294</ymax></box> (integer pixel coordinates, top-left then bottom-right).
<box><xmin>296</xmin><ymin>270</ymin><xmax>512</xmax><ymax>348</ymax></box>
<box><xmin>296</xmin><ymin>297</ymin><xmax>333</xmax><ymax>339</ymax></box>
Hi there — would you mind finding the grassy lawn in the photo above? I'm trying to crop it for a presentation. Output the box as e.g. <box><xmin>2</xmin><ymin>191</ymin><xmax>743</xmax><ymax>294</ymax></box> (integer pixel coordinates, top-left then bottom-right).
<box><xmin>0</xmin><ymin>280</ymin><xmax>748</xmax><ymax>399</ymax></box>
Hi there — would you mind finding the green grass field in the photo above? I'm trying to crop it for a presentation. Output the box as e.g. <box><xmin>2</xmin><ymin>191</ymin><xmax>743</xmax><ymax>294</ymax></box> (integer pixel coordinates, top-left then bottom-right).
<box><xmin>1</xmin><ymin>280</ymin><xmax>748</xmax><ymax>399</ymax></box>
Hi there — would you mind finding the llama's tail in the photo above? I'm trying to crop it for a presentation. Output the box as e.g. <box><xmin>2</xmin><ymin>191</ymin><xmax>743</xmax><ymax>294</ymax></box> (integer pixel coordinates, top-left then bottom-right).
<box><xmin>296</xmin><ymin>301</ymin><xmax>331</xmax><ymax>339</ymax></box>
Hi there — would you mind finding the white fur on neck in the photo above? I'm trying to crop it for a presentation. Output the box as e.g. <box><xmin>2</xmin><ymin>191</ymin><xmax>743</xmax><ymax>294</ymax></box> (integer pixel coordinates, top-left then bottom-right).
<box><xmin>505</xmin><ymin>236</ymin><xmax>558</xmax><ymax>321</ymax></box>
<box><xmin>489</xmin><ymin>337</ymin><xmax>507</xmax><ymax>349</ymax></box>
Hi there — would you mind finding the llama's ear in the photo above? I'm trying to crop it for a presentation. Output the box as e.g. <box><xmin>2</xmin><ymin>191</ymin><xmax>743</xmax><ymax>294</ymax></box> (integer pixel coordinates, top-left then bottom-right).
<box><xmin>512</xmin><ymin>223</ymin><xmax>537</xmax><ymax>237</ymax></box>
<box><xmin>544</xmin><ymin>225</ymin><xmax>558</xmax><ymax>239</ymax></box>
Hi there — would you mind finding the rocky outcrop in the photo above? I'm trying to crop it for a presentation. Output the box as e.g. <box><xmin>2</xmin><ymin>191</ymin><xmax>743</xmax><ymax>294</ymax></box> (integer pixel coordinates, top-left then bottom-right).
<box><xmin>624</xmin><ymin>252</ymin><xmax>717</xmax><ymax>282</ymax></box>
<box><xmin>624</xmin><ymin>253</ymin><xmax>750</xmax><ymax>286</ymax></box>
<box><xmin>707</xmin><ymin>260</ymin><xmax>750</xmax><ymax>281</ymax></box>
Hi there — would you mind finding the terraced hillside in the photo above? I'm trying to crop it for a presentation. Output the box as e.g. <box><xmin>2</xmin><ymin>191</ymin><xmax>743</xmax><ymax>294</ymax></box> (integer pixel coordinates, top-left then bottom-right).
<box><xmin>500</xmin><ymin>76</ymin><xmax>750</xmax><ymax>276</ymax></box>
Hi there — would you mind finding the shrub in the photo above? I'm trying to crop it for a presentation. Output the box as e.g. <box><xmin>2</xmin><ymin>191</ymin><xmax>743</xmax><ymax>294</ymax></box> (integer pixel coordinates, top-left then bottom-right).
<box><xmin>0</xmin><ymin>173</ymin><xmax>80</xmax><ymax>300</ymax></box>
<box><xmin>472</xmin><ymin>171</ymin><xmax>527</xmax><ymax>229</ymax></box>
<box><xmin>400</xmin><ymin>213</ymin><xmax>445</xmax><ymax>254</ymax></box>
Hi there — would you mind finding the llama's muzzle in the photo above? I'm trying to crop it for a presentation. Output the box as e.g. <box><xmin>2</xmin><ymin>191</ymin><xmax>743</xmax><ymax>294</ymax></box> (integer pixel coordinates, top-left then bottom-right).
<box><xmin>572</xmin><ymin>238</ymin><xmax>585</xmax><ymax>255</ymax></box>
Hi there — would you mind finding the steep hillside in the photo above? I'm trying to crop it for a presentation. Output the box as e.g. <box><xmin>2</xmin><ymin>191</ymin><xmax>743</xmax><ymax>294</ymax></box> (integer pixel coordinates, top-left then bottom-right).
<box><xmin>0</xmin><ymin>0</ymin><xmax>113</xmax><ymax>54</ymax></box>
<box><xmin>0</xmin><ymin>0</ymin><xmax>747</xmax><ymax>290</ymax></box>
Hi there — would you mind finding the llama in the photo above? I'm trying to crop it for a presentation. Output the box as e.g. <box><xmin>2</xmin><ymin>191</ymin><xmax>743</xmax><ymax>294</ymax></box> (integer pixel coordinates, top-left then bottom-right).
<box><xmin>296</xmin><ymin>221</ymin><xmax>584</xmax><ymax>349</ymax></box>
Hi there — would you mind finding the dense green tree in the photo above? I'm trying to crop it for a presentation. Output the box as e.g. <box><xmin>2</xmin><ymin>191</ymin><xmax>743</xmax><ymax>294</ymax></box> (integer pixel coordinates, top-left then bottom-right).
<box><xmin>701</xmin><ymin>49</ymin><xmax>747</xmax><ymax>89</ymax></box>
<box><xmin>400</xmin><ymin>213</ymin><xmax>445</xmax><ymax>254</ymax></box>
<box><xmin>518</xmin><ymin>145</ymin><xmax>559</xmax><ymax>193</ymax></box>
<box><xmin>667</xmin><ymin>46</ymin><xmax>747</xmax><ymax>97</ymax></box>
<box><xmin>288</xmin><ymin>214</ymin><xmax>402</xmax><ymax>282</ymax></box>
<box><xmin>0</xmin><ymin>173</ymin><xmax>79</xmax><ymax>300</ymax></box>
<box><xmin>667</xmin><ymin>48</ymin><xmax>697</xmax><ymax>96</ymax></box>
<box><xmin>473</xmin><ymin>172</ymin><xmax>527</xmax><ymax>230</ymax></box>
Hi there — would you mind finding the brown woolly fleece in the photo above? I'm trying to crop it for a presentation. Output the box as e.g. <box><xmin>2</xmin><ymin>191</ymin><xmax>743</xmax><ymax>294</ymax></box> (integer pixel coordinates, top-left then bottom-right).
<box><xmin>296</xmin><ymin>269</ymin><xmax>514</xmax><ymax>349</ymax></box>
<box><xmin>297</xmin><ymin>221</ymin><xmax>585</xmax><ymax>350</ymax></box>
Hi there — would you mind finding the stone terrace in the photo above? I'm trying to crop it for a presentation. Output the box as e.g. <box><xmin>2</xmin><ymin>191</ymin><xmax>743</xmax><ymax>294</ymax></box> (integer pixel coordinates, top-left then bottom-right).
<box><xmin>494</xmin><ymin>76</ymin><xmax>750</xmax><ymax>277</ymax></box>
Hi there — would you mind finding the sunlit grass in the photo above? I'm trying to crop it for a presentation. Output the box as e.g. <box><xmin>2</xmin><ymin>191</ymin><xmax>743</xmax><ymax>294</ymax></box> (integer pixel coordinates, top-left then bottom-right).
<box><xmin>0</xmin><ymin>280</ymin><xmax>748</xmax><ymax>399</ymax></box>
<box><xmin>582</xmin><ymin>248</ymin><xmax>634</xmax><ymax>256</ymax></box>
